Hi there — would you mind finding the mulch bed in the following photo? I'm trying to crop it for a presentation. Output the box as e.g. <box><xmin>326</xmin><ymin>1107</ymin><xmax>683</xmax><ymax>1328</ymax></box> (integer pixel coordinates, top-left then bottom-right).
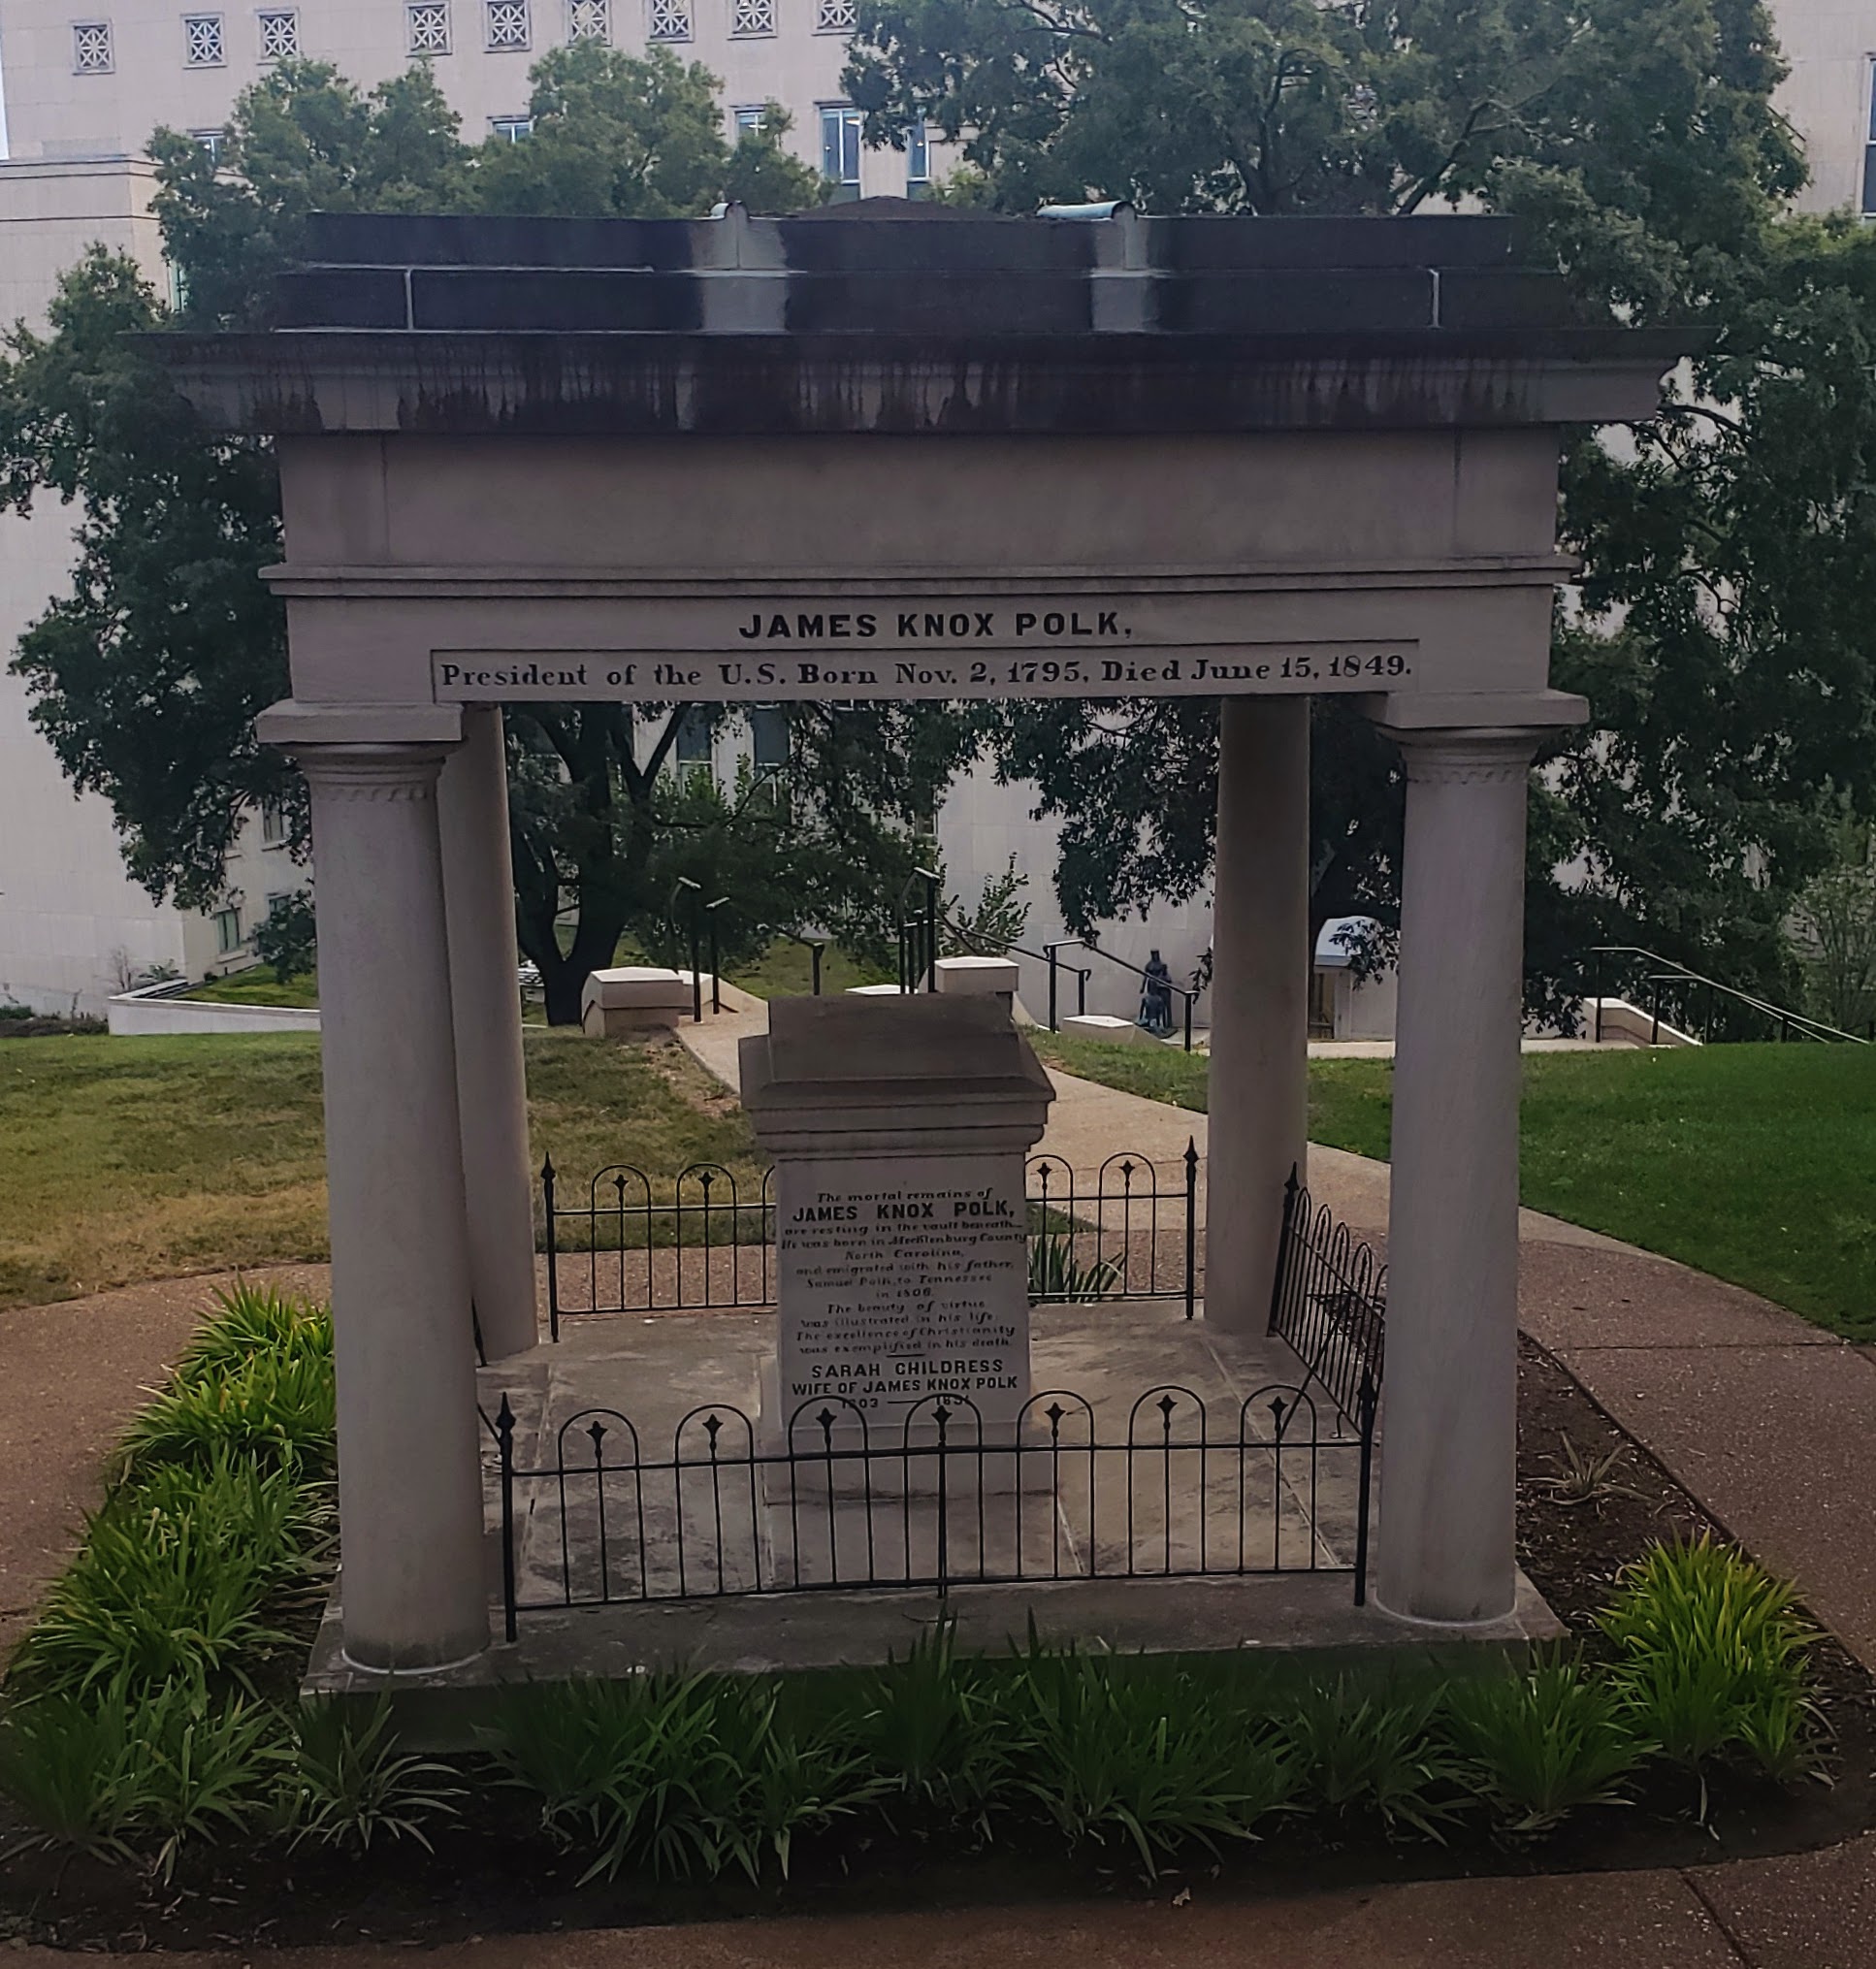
<box><xmin>4</xmin><ymin>1338</ymin><xmax>1873</xmax><ymax>1949</ymax></box>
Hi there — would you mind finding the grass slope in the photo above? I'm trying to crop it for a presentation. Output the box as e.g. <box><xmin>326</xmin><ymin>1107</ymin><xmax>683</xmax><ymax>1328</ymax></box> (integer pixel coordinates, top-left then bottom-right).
<box><xmin>185</xmin><ymin>969</ymin><xmax>320</xmax><ymax>1007</ymax></box>
<box><xmin>0</xmin><ymin>1032</ymin><xmax>757</xmax><ymax>1311</ymax></box>
<box><xmin>1029</xmin><ymin>1034</ymin><xmax>1876</xmax><ymax>1340</ymax></box>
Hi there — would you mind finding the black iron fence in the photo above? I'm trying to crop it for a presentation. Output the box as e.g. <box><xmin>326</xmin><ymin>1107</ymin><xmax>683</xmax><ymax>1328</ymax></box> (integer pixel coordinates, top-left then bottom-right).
<box><xmin>486</xmin><ymin>1376</ymin><xmax>1373</xmax><ymax>1639</ymax></box>
<box><xmin>1267</xmin><ymin>1165</ymin><xmax>1385</xmax><ymax>1434</ymax></box>
<box><xmin>542</xmin><ymin>1142</ymin><xmax>1200</xmax><ymax>1337</ymax></box>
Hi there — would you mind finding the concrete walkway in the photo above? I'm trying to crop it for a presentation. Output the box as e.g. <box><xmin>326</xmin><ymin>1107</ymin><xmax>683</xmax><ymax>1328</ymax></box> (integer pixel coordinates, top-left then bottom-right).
<box><xmin>0</xmin><ymin>1262</ymin><xmax>330</xmax><ymax>1656</ymax></box>
<box><xmin>7</xmin><ymin>1840</ymin><xmax>1875</xmax><ymax>1966</ymax></box>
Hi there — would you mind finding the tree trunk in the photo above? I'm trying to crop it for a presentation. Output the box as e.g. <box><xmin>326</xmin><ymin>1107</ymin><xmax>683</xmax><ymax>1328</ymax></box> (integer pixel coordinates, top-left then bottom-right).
<box><xmin>533</xmin><ymin>904</ymin><xmax>627</xmax><ymax>1026</ymax></box>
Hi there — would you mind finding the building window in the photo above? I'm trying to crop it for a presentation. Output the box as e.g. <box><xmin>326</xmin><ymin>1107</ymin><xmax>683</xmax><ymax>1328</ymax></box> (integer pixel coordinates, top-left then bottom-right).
<box><xmin>485</xmin><ymin>0</ymin><xmax>530</xmax><ymax>48</ymax></box>
<box><xmin>815</xmin><ymin>0</ymin><xmax>857</xmax><ymax>29</ymax></box>
<box><xmin>820</xmin><ymin>105</ymin><xmax>862</xmax><ymax>196</ymax></box>
<box><xmin>732</xmin><ymin>106</ymin><xmax>765</xmax><ymax>142</ymax></box>
<box><xmin>730</xmin><ymin>0</ymin><xmax>774</xmax><ymax>34</ymax></box>
<box><xmin>406</xmin><ymin>0</ymin><xmax>451</xmax><ymax>52</ymax></box>
<box><xmin>191</xmin><ymin>127</ymin><xmax>227</xmax><ymax>160</ymax></box>
<box><xmin>1864</xmin><ymin>61</ymin><xmax>1876</xmax><ymax>216</ymax></box>
<box><xmin>673</xmin><ymin>708</ymin><xmax>714</xmax><ymax>782</ymax></box>
<box><xmin>750</xmin><ymin>706</ymin><xmax>790</xmax><ymax>776</ymax></box>
<box><xmin>567</xmin><ymin>0</ymin><xmax>607</xmax><ymax>38</ymax></box>
<box><xmin>256</xmin><ymin>9</ymin><xmax>299</xmax><ymax>59</ymax></box>
<box><xmin>213</xmin><ymin>905</ymin><xmax>243</xmax><ymax>954</ymax></box>
<box><xmin>183</xmin><ymin>14</ymin><xmax>224</xmax><ymax>64</ymax></box>
<box><xmin>72</xmin><ymin>21</ymin><xmax>114</xmax><ymax>71</ymax></box>
<box><xmin>491</xmin><ymin>113</ymin><xmax>533</xmax><ymax>141</ymax></box>
<box><xmin>647</xmin><ymin>0</ymin><xmax>691</xmax><ymax>39</ymax></box>
<box><xmin>906</xmin><ymin>117</ymin><xmax>929</xmax><ymax>195</ymax></box>
<box><xmin>261</xmin><ymin>798</ymin><xmax>289</xmax><ymax>848</ymax></box>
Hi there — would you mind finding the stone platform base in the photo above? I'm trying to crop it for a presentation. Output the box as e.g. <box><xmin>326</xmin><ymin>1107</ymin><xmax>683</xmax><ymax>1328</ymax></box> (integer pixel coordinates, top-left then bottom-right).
<box><xmin>304</xmin><ymin>1304</ymin><xmax>1562</xmax><ymax>1723</ymax></box>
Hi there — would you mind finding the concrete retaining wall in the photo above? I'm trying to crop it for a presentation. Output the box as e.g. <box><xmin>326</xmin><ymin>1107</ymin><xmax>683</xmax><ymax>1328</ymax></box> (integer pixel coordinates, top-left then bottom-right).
<box><xmin>106</xmin><ymin>982</ymin><xmax>321</xmax><ymax>1036</ymax></box>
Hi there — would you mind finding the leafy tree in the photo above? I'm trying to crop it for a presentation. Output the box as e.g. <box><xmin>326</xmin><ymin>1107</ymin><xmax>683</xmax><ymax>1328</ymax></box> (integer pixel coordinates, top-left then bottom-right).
<box><xmin>473</xmin><ymin>43</ymin><xmax>821</xmax><ymax>217</ymax></box>
<box><xmin>849</xmin><ymin>0</ymin><xmax>1873</xmax><ymax>1014</ymax></box>
<box><xmin>1789</xmin><ymin>819</ymin><xmax>1876</xmax><ymax>1037</ymax></box>
<box><xmin>253</xmin><ymin>889</ymin><xmax>318</xmax><ymax>986</ymax></box>
<box><xmin>1</xmin><ymin>52</ymin><xmax>921</xmax><ymax>1026</ymax></box>
<box><xmin>504</xmin><ymin>699</ymin><xmax>973</xmax><ymax>1023</ymax></box>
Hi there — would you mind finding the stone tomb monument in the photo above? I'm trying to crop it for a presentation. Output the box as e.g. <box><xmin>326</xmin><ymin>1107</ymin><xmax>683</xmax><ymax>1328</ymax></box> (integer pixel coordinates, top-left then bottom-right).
<box><xmin>740</xmin><ymin>993</ymin><xmax>1053</xmax><ymax>1488</ymax></box>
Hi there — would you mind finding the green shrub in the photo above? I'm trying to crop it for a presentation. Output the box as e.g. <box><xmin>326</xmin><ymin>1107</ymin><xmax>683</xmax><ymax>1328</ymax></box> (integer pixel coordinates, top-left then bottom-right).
<box><xmin>124</xmin><ymin>1337</ymin><xmax>336</xmax><ymax>1481</ymax></box>
<box><xmin>172</xmin><ymin>1281</ymin><xmax>333</xmax><ymax>1392</ymax></box>
<box><xmin>1008</xmin><ymin>1645</ymin><xmax>1290</xmax><ymax>1878</ymax></box>
<box><xmin>282</xmin><ymin>1699</ymin><xmax>464</xmax><ymax>1853</ymax></box>
<box><xmin>1443</xmin><ymin>1656</ymin><xmax>1644</xmax><ymax>1834</ymax></box>
<box><xmin>118</xmin><ymin>1680</ymin><xmax>281</xmax><ymax>1881</ymax></box>
<box><xmin>1599</xmin><ymin>1535</ymin><xmax>1824</xmax><ymax>1797</ymax></box>
<box><xmin>856</xmin><ymin>1619</ymin><xmax>1020</xmax><ymax>1836</ymax></box>
<box><xmin>11</xmin><ymin>1455</ymin><xmax>323</xmax><ymax>1696</ymax></box>
<box><xmin>484</xmin><ymin>1672</ymin><xmax>877</xmax><ymax>1885</ymax></box>
<box><xmin>0</xmin><ymin>1678</ymin><xmax>278</xmax><ymax>1879</ymax></box>
<box><xmin>0</xmin><ymin>1689</ymin><xmax>142</xmax><ymax>1862</ymax></box>
<box><xmin>1027</xmin><ymin>1233</ymin><xmax>1121</xmax><ymax>1303</ymax></box>
<box><xmin>1275</xmin><ymin>1673</ymin><xmax>1462</xmax><ymax>1838</ymax></box>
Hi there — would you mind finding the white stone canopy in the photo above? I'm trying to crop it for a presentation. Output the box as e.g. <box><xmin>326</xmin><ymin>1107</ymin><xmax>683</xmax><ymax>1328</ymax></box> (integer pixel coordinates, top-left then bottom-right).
<box><xmin>157</xmin><ymin>204</ymin><xmax>1687</xmax><ymax>1672</ymax></box>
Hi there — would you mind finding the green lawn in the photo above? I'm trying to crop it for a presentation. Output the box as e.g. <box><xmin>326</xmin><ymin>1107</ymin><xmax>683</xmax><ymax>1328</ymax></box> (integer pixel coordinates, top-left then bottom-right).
<box><xmin>727</xmin><ymin>940</ymin><xmax>892</xmax><ymax>998</ymax></box>
<box><xmin>0</xmin><ymin>1031</ymin><xmax>757</xmax><ymax>1311</ymax></box>
<box><xmin>1030</xmin><ymin>1033</ymin><xmax>1876</xmax><ymax>1340</ymax></box>
<box><xmin>187</xmin><ymin>967</ymin><xmax>320</xmax><ymax>1007</ymax></box>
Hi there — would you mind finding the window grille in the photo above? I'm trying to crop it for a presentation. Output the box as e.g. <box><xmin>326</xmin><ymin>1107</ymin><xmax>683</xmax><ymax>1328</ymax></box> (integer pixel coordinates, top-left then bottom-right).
<box><xmin>567</xmin><ymin>0</ymin><xmax>608</xmax><ymax>38</ymax></box>
<box><xmin>732</xmin><ymin>106</ymin><xmax>765</xmax><ymax>141</ymax></box>
<box><xmin>485</xmin><ymin>0</ymin><xmax>530</xmax><ymax>48</ymax></box>
<box><xmin>731</xmin><ymin>0</ymin><xmax>774</xmax><ymax>33</ymax></box>
<box><xmin>73</xmin><ymin>21</ymin><xmax>113</xmax><ymax>71</ymax></box>
<box><xmin>648</xmin><ymin>0</ymin><xmax>691</xmax><ymax>39</ymax></box>
<box><xmin>815</xmin><ymin>0</ymin><xmax>857</xmax><ymax>29</ymax></box>
<box><xmin>183</xmin><ymin>14</ymin><xmax>224</xmax><ymax>64</ymax></box>
<box><xmin>407</xmin><ymin>1</ymin><xmax>451</xmax><ymax>52</ymax></box>
<box><xmin>256</xmin><ymin>9</ymin><xmax>299</xmax><ymax>58</ymax></box>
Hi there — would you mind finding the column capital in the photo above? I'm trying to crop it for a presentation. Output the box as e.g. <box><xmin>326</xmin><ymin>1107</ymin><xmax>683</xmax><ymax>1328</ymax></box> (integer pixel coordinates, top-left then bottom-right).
<box><xmin>292</xmin><ymin>744</ymin><xmax>451</xmax><ymax>803</ymax></box>
<box><xmin>1393</xmin><ymin>727</ymin><xmax>1543</xmax><ymax>788</ymax></box>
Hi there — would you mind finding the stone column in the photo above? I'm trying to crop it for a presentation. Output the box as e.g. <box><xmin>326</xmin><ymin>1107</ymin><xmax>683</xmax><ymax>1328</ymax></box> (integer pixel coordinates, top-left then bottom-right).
<box><xmin>297</xmin><ymin>742</ymin><xmax>489</xmax><ymax>1669</ymax></box>
<box><xmin>437</xmin><ymin>706</ymin><xmax>539</xmax><ymax>1362</ymax></box>
<box><xmin>1204</xmin><ymin>694</ymin><xmax>1310</xmax><ymax>1330</ymax></box>
<box><xmin>1375</xmin><ymin>728</ymin><xmax>1537</xmax><ymax>1626</ymax></box>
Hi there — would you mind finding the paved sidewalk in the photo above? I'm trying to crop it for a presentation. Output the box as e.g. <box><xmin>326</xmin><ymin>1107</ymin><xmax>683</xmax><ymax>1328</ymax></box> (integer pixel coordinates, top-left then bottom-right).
<box><xmin>7</xmin><ymin>1841</ymin><xmax>1874</xmax><ymax>1967</ymax></box>
<box><xmin>0</xmin><ymin>1262</ymin><xmax>329</xmax><ymax>1656</ymax></box>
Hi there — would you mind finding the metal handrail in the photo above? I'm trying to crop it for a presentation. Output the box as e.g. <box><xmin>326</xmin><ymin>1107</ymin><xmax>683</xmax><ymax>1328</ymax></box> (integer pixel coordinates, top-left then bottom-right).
<box><xmin>759</xmin><ymin>922</ymin><xmax>826</xmax><ymax>996</ymax></box>
<box><xmin>1056</xmin><ymin>937</ymin><xmax>1198</xmax><ymax>1052</ymax></box>
<box><xmin>944</xmin><ymin>915</ymin><xmax>1195</xmax><ymax>1052</ymax></box>
<box><xmin>895</xmin><ymin>868</ymin><xmax>941</xmax><ymax>993</ymax></box>
<box><xmin>1589</xmin><ymin>945</ymin><xmax>1866</xmax><ymax>1046</ymax></box>
<box><xmin>936</xmin><ymin>920</ymin><xmax>1091</xmax><ymax>1015</ymax></box>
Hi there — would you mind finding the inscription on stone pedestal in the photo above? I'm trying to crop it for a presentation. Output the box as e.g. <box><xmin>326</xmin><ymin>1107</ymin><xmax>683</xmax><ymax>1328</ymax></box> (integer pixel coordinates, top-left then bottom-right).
<box><xmin>778</xmin><ymin>1154</ymin><xmax>1029</xmax><ymax>1435</ymax></box>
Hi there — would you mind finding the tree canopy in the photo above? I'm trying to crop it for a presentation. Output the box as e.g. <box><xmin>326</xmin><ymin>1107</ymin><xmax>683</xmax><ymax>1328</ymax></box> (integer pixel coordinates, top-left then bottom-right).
<box><xmin>1</xmin><ymin>48</ymin><xmax>987</xmax><ymax>1019</ymax></box>
<box><xmin>853</xmin><ymin>0</ymin><xmax>1876</xmax><ymax>1014</ymax></box>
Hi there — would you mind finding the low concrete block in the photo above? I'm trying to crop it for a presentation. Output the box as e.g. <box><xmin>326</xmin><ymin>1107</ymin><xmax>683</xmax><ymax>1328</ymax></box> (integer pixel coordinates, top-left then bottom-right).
<box><xmin>935</xmin><ymin>954</ymin><xmax>1020</xmax><ymax>997</ymax></box>
<box><xmin>581</xmin><ymin>965</ymin><xmax>692</xmax><ymax>1037</ymax></box>
<box><xmin>1060</xmin><ymin>1013</ymin><xmax>1155</xmax><ymax>1047</ymax></box>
